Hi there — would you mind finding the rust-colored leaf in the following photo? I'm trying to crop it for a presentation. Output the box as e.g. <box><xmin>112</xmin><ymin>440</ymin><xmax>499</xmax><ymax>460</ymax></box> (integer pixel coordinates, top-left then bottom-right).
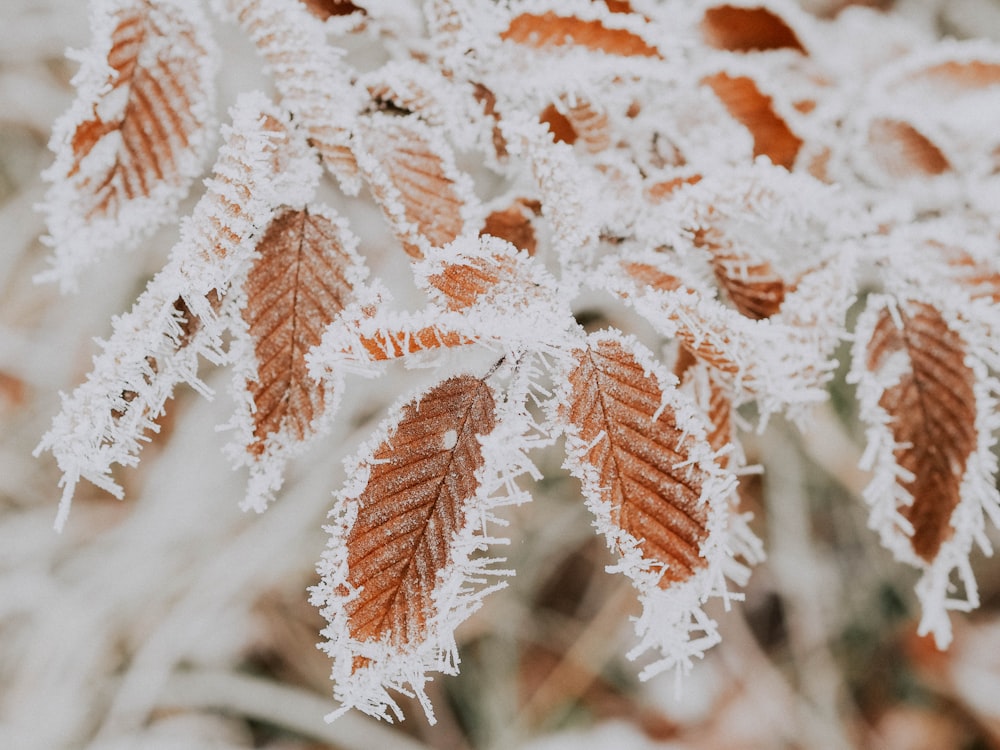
<box><xmin>561</xmin><ymin>96</ymin><xmax>612</xmax><ymax>153</ymax></box>
<box><xmin>342</xmin><ymin>376</ymin><xmax>496</xmax><ymax>645</ymax></box>
<box><xmin>904</xmin><ymin>60</ymin><xmax>1000</xmax><ymax>95</ymax></box>
<box><xmin>565</xmin><ymin>338</ymin><xmax>711</xmax><ymax>586</ymax></box>
<box><xmin>866</xmin><ymin>302</ymin><xmax>977</xmax><ymax>561</ymax></box>
<box><xmin>621</xmin><ymin>261</ymin><xmax>683</xmax><ymax>293</ymax></box>
<box><xmin>645</xmin><ymin>174</ymin><xmax>702</xmax><ymax>202</ymax></box>
<box><xmin>423</xmin><ymin>239</ymin><xmax>544</xmax><ymax>311</ymax></box>
<box><xmin>674</xmin><ymin>350</ymin><xmax>733</xmax><ymax>467</ymax></box>
<box><xmin>540</xmin><ymin>103</ymin><xmax>578</xmax><ymax>146</ymax></box>
<box><xmin>359</xmin><ymin>115</ymin><xmax>467</xmax><ymax>257</ymax></box>
<box><xmin>868</xmin><ymin>118</ymin><xmax>951</xmax><ymax>178</ymax></box>
<box><xmin>701</xmin><ymin>5</ymin><xmax>806</xmax><ymax>53</ymax></box>
<box><xmin>501</xmin><ymin>12</ymin><xmax>661</xmax><ymax>58</ymax></box>
<box><xmin>702</xmin><ymin>73</ymin><xmax>803</xmax><ymax>169</ymax></box>
<box><xmin>356</xmin><ymin>326</ymin><xmax>473</xmax><ymax>360</ymax></box>
<box><xmin>299</xmin><ymin>0</ymin><xmax>365</xmax><ymax>19</ymax></box>
<box><xmin>244</xmin><ymin>208</ymin><xmax>355</xmax><ymax>455</ymax></box>
<box><xmin>472</xmin><ymin>82</ymin><xmax>508</xmax><ymax>159</ymax></box>
<box><xmin>930</xmin><ymin>242</ymin><xmax>1000</xmax><ymax>303</ymax></box>
<box><xmin>480</xmin><ymin>198</ymin><xmax>540</xmax><ymax>255</ymax></box>
<box><xmin>694</xmin><ymin>227</ymin><xmax>786</xmax><ymax>319</ymax></box>
<box><xmin>66</xmin><ymin>1</ymin><xmax>212</xmax><ymax>221</ymax></box>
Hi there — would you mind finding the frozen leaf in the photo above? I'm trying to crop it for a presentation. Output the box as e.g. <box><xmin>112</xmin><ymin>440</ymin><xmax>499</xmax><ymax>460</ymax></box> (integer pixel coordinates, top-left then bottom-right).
<box><xmin>300</xmin><ymin>0</ymin><xmax>365</xmax><ymax>20</ymax></box>
<box><xmin>340</xmin><ymin>376</ymin><xmax>495</xmax><ymax>643</ymax></box>
<box><xmin>355</xmin><ymin>113</ymin><xmax>474</xmax><ymax>257</ymax></box>
<box><xmin>313</xmin><ymin>373</ymin><xmax>535</xmax><ymax>722</ymax></box>
<box><xmin>480</xmin><ymin>198</ymin><xmax>540</xmax><ymax>255</ymax></box>
<box><xmin>243</xmin><ymin>208</ymin><xmax>360</xmax><ymax>458</ymax></box>
<box><xmin>40</xmin><ymin>0</ymin><xmax>217</xmax><ymax>288</ymax></box>
<box><xmin>559</xmin><ymin>332</ymin><xmax>745</xmax><ymax>677</ymax></box>
<box><xmin>852</xmin><ymin>293</ymin><xmax>1000</xmax><ymax>646</ymax></box>
<box><xmin>868</xmin><ymin>118</ymin><xmax>951</xmax><ymax>178</ymax></box>
<box><xmin>501</xmin><ymin>10</ymin><xmax>661</xmax><ymax>58</ymax></box>
<box><xmin>563</xmin><ymin>335</ymin><xmax>712</xmax><ymax>585</ymax></box>
<box><xmin>862</xmin><ymin>301</ymin><xmax>976</xmax><ymax>560</ymax></box>
<box><xmin>701</xmin><ymin>73</ymin><xmax>802</xmax><ymax>169</ymax></box>
<box><xmin>700</xmin><ymin>5</ymin><xmax>806</xmax><ymax>54</ymax></box>
<box><xmin>542</xmin><ymin>95</ymin><xmax>611</xmax><ymax>153</ymax></box>
<box><xmin>225</xmin><ymin>0</ymin><xmax>365</xmax><ymax>193</ymax></box>
<box><xmin>695</xmin><ymin>227</ymin><xmax>786</xmax><ymax>319</ymax></box>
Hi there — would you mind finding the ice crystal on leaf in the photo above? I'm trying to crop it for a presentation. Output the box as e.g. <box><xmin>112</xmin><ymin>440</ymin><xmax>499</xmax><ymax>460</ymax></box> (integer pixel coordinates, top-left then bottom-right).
<box><xmin>34</xmin><ymin>0</ymin><xmax>1000</xmax><ymax>725</ymax></box>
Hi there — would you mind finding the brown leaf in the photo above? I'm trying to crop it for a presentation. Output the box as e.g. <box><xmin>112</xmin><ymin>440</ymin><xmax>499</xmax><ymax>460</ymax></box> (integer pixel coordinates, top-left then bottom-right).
<box><xmin>67</xmin><ymin>2</ymin><xmax>212</xmax><ymax>221</ymax></box>
<box><xmin>480</xmin><ymin>198</ymin><xmax>540</xmax><ymax>255</ymax></box>
<box><xmin>868</xmin><ymin>118</ymin><xmax>951</xmax><ymax>178</ymax></box>
<box><xmin>540</xmin><ymin>103</ymin><xmax>578</xmax><ymax>146</ymax></box>
<box><xmin>559</xmin><ymin>96</ymin><xmax>612</xmax><ymax>153</ymax></box>
<box><xmin>865</xmin><ymin>301</ymin><xmax>977</xmax><ymax>561</ymax></box>
<box><xmin>244</xmin><ymin>208</ymin><xmax>356</xmax><ymax>455</ymax></box>
<box><xmin>355</xmin><ymin>325</ymin><xmax>473</xmax><ymax>360</ymax></box>
<box><xmin>902</xmin><ymin>60</ymin><xmax>1000</xmax><ymax>96</ymax></box>
<box><xmin>342</xmin><ymin>376</ymin><xmax>497</xmax><ymax>645</ymax></box>
<box><xmin>501</xmin><ymin>12</ymin><xmax>661</xmax><ymax>58</ymax></box>
<box><xmin>359</xmin><ymin>115</ymin><xmax>467</xmax><ymax>257</ymax></box>
<box><xmin>702</xmin><ymin>73</ymin><xmax>803</xmax><ymax>169</ymax></box>
<box><xmin>299</xmin><ymin>0</ymin><xmax>365</xmax><ymax>19</ymax></box>
<box><xmin>472</xmin><ymin>83</ymin><xmax>509</xmax><ymax>159</ymax></box>
<box><xmin>645</xmin><ymin>174</ymin><xmax>702</xmax><ymax>202</ymax></box>
<box><xmin>700</xmin><ymin>5</ymin><xmax>806</xmax><ymax>53</ymax></box>
<box><xmin>692</xmin><ymin>226</ymin><xmax>786</xmax><ymax>319</ymax></box>
<box><xmin>565</xmin><ymin>338</ymin><xmax>712</xmax><ymax>586</ymax></box>
<box><xmin>929</xmin><ymin>242</ymin><xmax>1000</xmax><ymax>303</ymax></box>
<box><xmin>675</xmin><ymin>352</ymin><xmax>733</xmax><ymax>466</ymax></box>
<box><xmin>621</xmin><ymin>261</ymin><xmax>683</xmax><ymax>293</ymax></box>
<box><xmin>423</xmin><ymin>238</ymin><xmax>544</xmax><ymax>311</ymax></box>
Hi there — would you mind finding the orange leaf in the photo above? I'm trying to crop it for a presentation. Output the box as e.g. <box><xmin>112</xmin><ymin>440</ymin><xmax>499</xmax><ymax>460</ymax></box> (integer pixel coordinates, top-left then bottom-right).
<box><xmin>243</xmin><ymin>208</ymin><xmax>356</xmax><ymax>455</ymax></box>
<box><xmin>355</xmin><ymin>325</ymin><xmax>473</xmax><ymax>360</ymax></box>
<box><xmin>702</xmin><ymin>73</ymin><xmax>803</xmax><ymax>169</ymax></box>
<box><xmin>541</xmin><ymin>95</ymin><xmax>611</xmax><ymax>152</ymax></box>
<box><xmin>700</xmin><ymin>235</ymin><xmax>786</xmax><ymax>319</ymax></box>
<box><xmin>358</xmin><ymin>114</ymin><xmax>468</xmax><ymax>257</ymax></box>
<box><xmin>865</xmin><ymin>301</ymin><xmax>977</xmax><ymax>561</ymax></box>
<box><xmin>501</xmin><ymin>11</ymin><xmax>661</xmax><ymax>58</ymax></box>
<box><xmin>700</xmin><ymin>5</ymin><xmax>806</xmax><ymax>53</ymax></box>
<box><xmin>868</xmin><ymin>118</ymin><xmax>951</xmax><ymax>178</ymax></box>
<box><xmin>63</xmin><ymin>1</ymin><xmax>213</xmax><ymax>223</ymax></box>
<box><xmin>480</xmin><ymin>198</ymin><xmax>540</xmax><ymax>255</ymax></box>
<box><xmin>564</xmin><ymin>337</ymin><xmax>712</xmax><ymax>586</ymax></box>
<box><xmin>341</xmin><ymin>376</ymin><xmax>496</xmax><ymax>646</ymax></box>
<box><xmin>299</xmin><ymin>0</ymin><xmax>365</xmax><ymax>19</ymax></box>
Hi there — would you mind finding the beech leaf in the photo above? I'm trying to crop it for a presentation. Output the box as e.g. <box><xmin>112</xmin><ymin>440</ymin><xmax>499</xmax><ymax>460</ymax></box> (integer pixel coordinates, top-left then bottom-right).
<box><xmin>41</xmin><ymin>0</ymin><xmax>217</xmax><ymax>288</ymax></box>
<box><xmin>501</xmin><ymin>10</ymin><xmax>661</xmax><ymax>58</ymax></box>
<box><xmin>559</xmin><ymin>332</ymin><xmax>742</xmax><ymax>678</ymax></box>
<box><xmin>314</xmin><ymin>374</ymin><xmax>530</xmax><ymax>723</ymax></box>
<box><xmin>243</xmin><ymin>208</ymin><xmax>360</xmax><ymax>458</ymax></box>
<box><xmin>701</xmin><ymin>73</ymin><xmax>802</xmax><ymax>170</ymax></box>
<box><xmin>356</xmin><ymin>113</ymin><xmax>473</xmax><ymax>257</ymax></box>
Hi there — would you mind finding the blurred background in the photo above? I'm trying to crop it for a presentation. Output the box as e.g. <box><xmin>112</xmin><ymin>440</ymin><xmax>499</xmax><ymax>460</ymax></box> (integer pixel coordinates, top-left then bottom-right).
<box><xmin>4</xmin><ymin>1</ymin><xmax>1000</xmax><ymax>748</ymax></box>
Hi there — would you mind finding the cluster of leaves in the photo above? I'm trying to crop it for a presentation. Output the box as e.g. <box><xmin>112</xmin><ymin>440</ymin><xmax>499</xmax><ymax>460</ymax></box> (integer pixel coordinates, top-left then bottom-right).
<box><xmin>36</xmin><ymin>0</ymin><xmax>1000</xmax><ymax>725</ymax></box>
